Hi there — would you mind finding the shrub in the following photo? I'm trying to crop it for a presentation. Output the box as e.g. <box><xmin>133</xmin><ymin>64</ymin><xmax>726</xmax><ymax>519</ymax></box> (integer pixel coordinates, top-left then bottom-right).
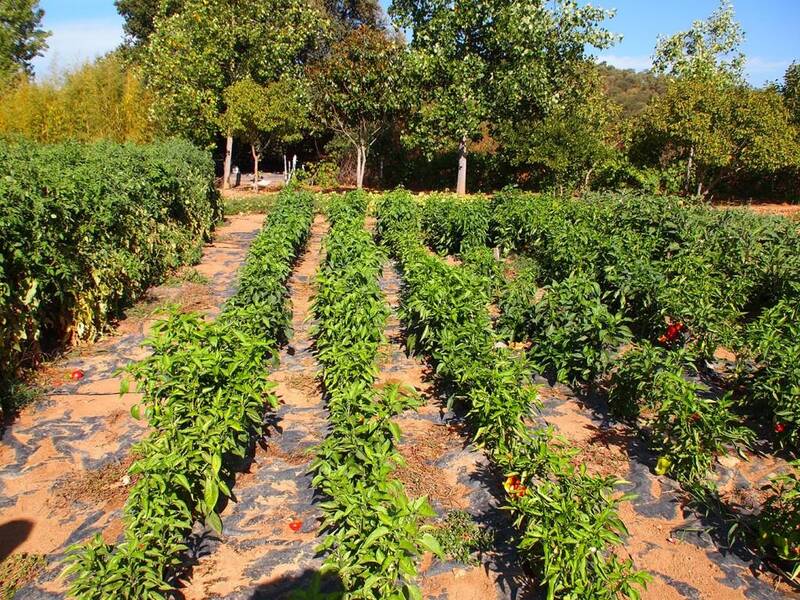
<box><xmin>526</xmin><ymin>272</ymin><xmax>631</xmax><ymax>384</ymax></box>
<box><xmin>741</xmin><ymin>288</ymin><xmax>800</xmax><ymax>450</ymax></box>
<box><xmin>0</xmin><ymin>138</ymin><xmax>220</xmax><ymax>409</ymax></box>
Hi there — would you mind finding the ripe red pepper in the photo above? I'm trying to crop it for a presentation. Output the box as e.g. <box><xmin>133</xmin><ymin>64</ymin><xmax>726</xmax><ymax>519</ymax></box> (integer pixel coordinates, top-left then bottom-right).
<box><xmin>775</xmin><ymin>422</ymin><xmax>786</xmax><ymax>434</ymax></box>
<box><xmin>289</xmin><ymin>519</ymin><xmax>303</xmax><ymax>532</ymax></box>
<box><xmin>70</xmin><ymin>369</ymin><xmax>84</xmax><ymax>381</ymax></box>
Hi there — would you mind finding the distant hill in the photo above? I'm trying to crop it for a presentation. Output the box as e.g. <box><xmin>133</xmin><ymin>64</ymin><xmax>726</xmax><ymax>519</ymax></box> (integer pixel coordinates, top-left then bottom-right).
<box><xmin>596</xmin><ymin>62</ymin><xmax>667</xmax><ymax>117</ymax></box>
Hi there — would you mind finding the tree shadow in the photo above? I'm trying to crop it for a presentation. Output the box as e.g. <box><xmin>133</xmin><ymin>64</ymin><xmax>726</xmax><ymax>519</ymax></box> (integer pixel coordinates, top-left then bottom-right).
<box><xmin>0</xmin><ymin>519</ymin><xmax>34</xmax><ymax>563</ymax></box>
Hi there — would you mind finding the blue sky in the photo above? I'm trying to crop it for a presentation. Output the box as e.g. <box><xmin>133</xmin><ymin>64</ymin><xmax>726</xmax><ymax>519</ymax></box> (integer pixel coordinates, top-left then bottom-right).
<box><xmin>32</xmin><ymin>0</ymin><xmax>800</xmax><ymax>85</ymax></box>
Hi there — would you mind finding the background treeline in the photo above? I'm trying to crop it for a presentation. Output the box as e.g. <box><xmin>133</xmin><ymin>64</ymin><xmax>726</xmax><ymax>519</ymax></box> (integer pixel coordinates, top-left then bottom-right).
<box><xmin>1</xmin><ymin>0</ymin><xmax>799</xmax><ymax>200</ymax></box>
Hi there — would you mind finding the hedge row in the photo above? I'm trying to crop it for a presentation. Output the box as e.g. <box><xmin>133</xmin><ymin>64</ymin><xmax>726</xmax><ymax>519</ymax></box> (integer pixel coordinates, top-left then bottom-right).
<box><xmin>0</xmin><ymin>138</ymin><xmax>221</xmax><ymax>401</ymax></box>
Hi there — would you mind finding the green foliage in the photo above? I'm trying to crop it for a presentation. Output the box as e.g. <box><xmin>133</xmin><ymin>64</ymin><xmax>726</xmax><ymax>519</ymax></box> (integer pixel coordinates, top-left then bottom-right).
<box><xmin>220</xmin><ymin>75</ymin><xmax>309</xmax><ymax>157</ymax></box>
<box><xmin>64</xmin><ymin>189</ymin><xmax>314</xmax><ymax>599</ymax></box>
<box><xmin>0</xmin><ymin>0</ymin><xmax>49</xmax><ymax>83</ymax></box>
<box><xmin>608</xmin><ymin>342</ymin><xmax>752</xmax><ymax>483</ymax></box>
<box><xmin>631</xmin><ymin>2</ymin><xmax>800</xmax><ymax>197</ymax></box>
<box><xmin>116</xmin><ymin>0</ymin><xmax>183</xmax><ymax>47</ymax></box>
<box><xmin>497</xmin><ymin>258</ymin><xmax>540</xmax><ymax>341</ymax></box>
<box><xmin>309</xmin><ymin>191</ymin><xmax>439</xmax><ymax>599</ymax></box>
<box><xmin>740</xmin><ymin>289</ymin><xmax>800</xmax><ymax>451</ymax></box>
<box><xmin>297</xmin><ymin>159</ymin><xmax>341</xmax><ymax>189</ymax></box>
<box><xmin>756</xmin><ymin>463</ymin><xmax>800</xmax><ymax>579</ymax></box>
<box><xmin>390</xmin><ymin>0</ymin><xmax>616</xmax><ymax>191</ymax></box>
<box><xmin>307</xmin><ymin>26</ymin><xmax>405</xmax><ymax>188</ymax></box>
<box><xmin>0</xmin><ymin>139</ymin><xmax>219</xmax><ymax>402</ymax></box>
<box><xmin>420</xmin><ymin>193</ymin><xmax>491</xmax><ymax>255</ymax></box>
<box><xmin>142</xmin><ymin>0</ymin><xmax>327</xmax><ymax>146</ymax></box>
<box><xmin>378</xmin><ymin>190</ymin><xmax>650</xmax><ymax>599</ymax></box>
<box><xmin>630</xmin><ymin>78</ymin><xmax>800</xmax><ymax>196</ymax></box>
<box><xmin>490</xmin><ymin>190</ymin><xmax>800</xmax><ymax>354</ymax></box>
<box><xmin>652</xmin><ymin>0</ymin><xmax>744</xmax><ymax>82</ymax></box>
<box><xmin>496</xmin><ymin>66</ymin><xmax>623</xmax><ymax>193</ymax></box>
<box><xmin>0</xmin><ymin>54</ymin><xmax>154</xmax><ymax>143</ymax></box>
<box><xmin>433</xmin><ymin>510</ymin><xmax>493</xmax><ymax>565</ymax></box>
<box><xmin>525</xmin><ymin>272</ymin><xmax>631</xmax><ymax>385</ymax></box>
<box><xmin>783</xmin><ymin>62</ymin><xmax>800</xmax><ymax>126</ymax></box>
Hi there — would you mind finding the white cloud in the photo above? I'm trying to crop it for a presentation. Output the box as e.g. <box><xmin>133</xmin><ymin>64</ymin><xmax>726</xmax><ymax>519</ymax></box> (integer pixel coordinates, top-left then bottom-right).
<box><xmin>596</xmin><ymin>53</ymin><xmax>653</xmax><ymax>72</ymax></box>
<box><xmin>32</xmin><ymin>18</ymin><xmax>124</xmax><ymax>77</ymax></box>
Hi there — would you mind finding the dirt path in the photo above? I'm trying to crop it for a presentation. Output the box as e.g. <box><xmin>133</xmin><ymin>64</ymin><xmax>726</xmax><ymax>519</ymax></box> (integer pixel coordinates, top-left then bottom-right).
<box><xmin>537</xmin><ymin>383</ymin><xmax>796</xmax><ymax>600</ymax></box>
<box><xmin>179</xmin><ymin>214</ymin><xmax>329</xmax><ymax>599</ymax></box>
<box><xmin>1</xmin><ymin>213</ymin><xmax>266</xmax><ymax>596</ymax></box>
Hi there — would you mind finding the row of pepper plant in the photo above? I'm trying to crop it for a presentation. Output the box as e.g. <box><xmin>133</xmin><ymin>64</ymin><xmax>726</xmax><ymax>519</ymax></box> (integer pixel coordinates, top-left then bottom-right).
<box><xmin>308</xmin><ymin>191</ymin><xmax>441</xmax><ymax>600</ymax></box>
<box><xmin>377</xmin><ymin>189</ymin><xmax>651</xmax><ymax>599</ymax></box>
<box><xmin>64</xmin><ymin>188</ymin><xmax>314</xmax><ymax>599</ymax></box>
<box><xmin>487</xmin><ymin>189</ymin><xmax>800</xmax><ymax>578</ymax></box>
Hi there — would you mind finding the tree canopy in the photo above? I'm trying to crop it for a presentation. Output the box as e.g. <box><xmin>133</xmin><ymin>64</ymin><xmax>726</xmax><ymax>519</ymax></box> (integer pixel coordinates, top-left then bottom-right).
<box><xmin>390</xmin><ymin>0</ymin><xmax>617</xmax><ymax>193</ymax></box>
<box><xmin>307</xmin><ymin>26</ymin><xmax>405</xmax><ymax>188</ymax></box>
<box><xmin>142</xmin><ymin>0</ymin><xmax>327</xmax><ymax>146</ymax></box>
<box><xmin>0</xmin><ymin>0</ymin><xmax>49</xmax><ymax>83</ymax></box>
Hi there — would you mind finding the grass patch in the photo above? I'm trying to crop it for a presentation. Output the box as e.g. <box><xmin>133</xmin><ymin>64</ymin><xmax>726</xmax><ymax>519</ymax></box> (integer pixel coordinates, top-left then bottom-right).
<box><xmin>1</xmin><ymin>380</ymin><xmax>46</xmax><ymax>427</ymax></box>
<box><xmin>0</xmin><ymin>553</ymin><xmax>46</xmax><ymax>599</ymax></box>
<box><xmin>433</xmin><ymin>510</ymin><xmax>494</xmax><ymax>565</ymax></box>
<box><xmin>165</xmin><ymin>267</ymin><xmax>209</xmax><ymax>286</ymax></box>
<box><xmin>223</xmin><ymin>193</ymin><xmax>277</xmax><ymax>215</ymax></box>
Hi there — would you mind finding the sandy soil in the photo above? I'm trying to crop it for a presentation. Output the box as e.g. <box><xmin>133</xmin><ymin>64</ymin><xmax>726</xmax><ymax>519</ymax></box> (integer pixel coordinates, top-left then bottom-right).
<box><xmin>179</xmin><ymin>215</ymin><xmax>329</xmax><ymax>599</ymax></box>
<box><xmin>537</xmin><ymin>384</ymin><xmax>796</xmax><ymax>599</ymax></box>
<box><xmin>2</xmin><ymin>213</ymin><xmax>266</xmax><ymax>597</ymax></box>
<box><xmin>715</xmin><ymin>202</ymin><xmax>800</xmax><ymax>219</ymax></box>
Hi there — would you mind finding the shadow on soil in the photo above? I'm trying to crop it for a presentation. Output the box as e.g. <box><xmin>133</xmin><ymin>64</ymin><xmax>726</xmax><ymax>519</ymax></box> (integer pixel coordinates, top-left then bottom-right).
<box><xmin>0</xmin><ymin>519</ymin><xmax>34</xmax><ymax>563</ymax></box>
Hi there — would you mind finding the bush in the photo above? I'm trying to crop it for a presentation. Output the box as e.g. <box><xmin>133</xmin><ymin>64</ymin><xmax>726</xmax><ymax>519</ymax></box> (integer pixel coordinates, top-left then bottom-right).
<box><xmin>741</xmin><ymin>288</ymin><xmax>800</xmax><ymax>450</ymax></box>
<box><xmin>608</xmin><ymin>342</ymin><xmax>752</xmax><ymax>483</ymax></box>
<box><xmin>0</xmin><ymin>138</ymin><xmax>220</xmax><ymax>405</ymax></box>
<box><xmin>526</xmin><ymin>272</ymin><xmax>631</xmax><ymax>384</ymax></box>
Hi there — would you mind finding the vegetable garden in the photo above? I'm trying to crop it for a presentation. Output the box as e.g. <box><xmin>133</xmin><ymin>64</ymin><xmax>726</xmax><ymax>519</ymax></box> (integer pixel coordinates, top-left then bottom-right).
<box><xmin>3</xmin><ymin>186</ymin><xmax>800</xmax><ymax>600</ymax></box>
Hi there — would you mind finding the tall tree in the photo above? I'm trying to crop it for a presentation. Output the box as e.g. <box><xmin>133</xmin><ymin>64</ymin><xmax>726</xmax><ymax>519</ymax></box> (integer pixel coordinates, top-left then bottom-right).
<box><xmin>652</xmin><ymin>0</ymin><xmax>744</xmax><ymax>83</ymax></box>
<box><xmin>390</xmin><ymin>0</ymin><xmax>615</xmax><ymax>194</ymax></box>
<box><xmin>631</xmin><ymin>1</ymin><xmax>800</xmax><ymax>196</ymax></box>
<box><xmin>220</xmin><ymin>76</ymin><xmax>309</xmax><ymax>191</ymax></box>
<box><xmin>115</xmin><ymin>0</ymin><xmax>183</xmax><ymax>47</ymax></box>
<box><xmin>307</xmin><ymin>26</ymin><xmax>404</xmax><ymax>189</ymax></box>
<box><xmin>783</xmin><ymin>61</ymin><xmax>800</xmax><ymax>126</ymax></box>
<box><xmin>0</xmin><ymin>0</ymin><xmax>49</xmax><ymax>83</ymax></box>
<box><xmin>142</xmin><ymin>0</ymin><xmax>326</xmax><ymax>151</ymax></box>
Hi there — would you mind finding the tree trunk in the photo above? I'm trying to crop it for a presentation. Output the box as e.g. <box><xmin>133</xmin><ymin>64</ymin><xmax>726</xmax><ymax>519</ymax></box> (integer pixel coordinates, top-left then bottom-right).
<box><xmin>686</xmin><ymin>145</ymin><xmax>694</xmax><ymax>193</ymax></box>
<box><xmin>252</xmin><ymin>145</ymin><xmax>260</xmax><ymax>193</ymax></box>
<box><xmin>223</xmin><ymin>135</ymin><xmax>233</xmax><ymax>189</ymax></box>
<box><xmin>356</xmin><ymin>144</ymin><xmax>367</xmax><ymax>189</ymax></box>
<box><xmin>456</xmin><ymin>136</ymin><xmax>467</xmax><ymax>196</ymax></box>
<box><xmin>356</xmin><ymin>145</ymin><xmax>367</xmax><ymax>190</ymax></box>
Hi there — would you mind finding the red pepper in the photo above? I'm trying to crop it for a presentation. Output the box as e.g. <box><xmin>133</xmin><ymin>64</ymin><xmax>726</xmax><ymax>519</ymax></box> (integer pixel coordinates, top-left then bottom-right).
<box><xmin>289</xmin><ymin>519</ymin><xmax>303</xmax><ymax>532</ymax></box>
<box><xmin>775</xmin><ymin>422</ymin><xmax>786</xmax><ymax>434</ymax></box>
<box><xmin>70</xmin><ymin>369</ymin><xmax>84</xmax><ymax>381</ymax></box>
